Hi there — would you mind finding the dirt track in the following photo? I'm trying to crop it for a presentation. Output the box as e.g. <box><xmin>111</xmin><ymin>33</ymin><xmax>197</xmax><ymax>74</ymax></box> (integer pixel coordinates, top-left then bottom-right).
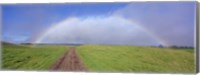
<box><xmin>50</xmin><ymin>47</ymin><xmax>87</xmax><ymax>71</ymax></box>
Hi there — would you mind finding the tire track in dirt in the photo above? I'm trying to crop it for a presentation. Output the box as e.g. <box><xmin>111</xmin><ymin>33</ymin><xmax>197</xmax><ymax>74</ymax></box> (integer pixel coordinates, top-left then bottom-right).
<box><xmin>50</xmin><ymin>47</ymin><xmax>87</xmax><ymax>71</ymax></box>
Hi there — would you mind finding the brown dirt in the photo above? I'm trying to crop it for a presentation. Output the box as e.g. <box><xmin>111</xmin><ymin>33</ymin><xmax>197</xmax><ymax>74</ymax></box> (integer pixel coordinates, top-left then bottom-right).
<box><xmin>50</xmin><ymin>47</ymin><xmax>88</xmax><ymax>71</ymax></box>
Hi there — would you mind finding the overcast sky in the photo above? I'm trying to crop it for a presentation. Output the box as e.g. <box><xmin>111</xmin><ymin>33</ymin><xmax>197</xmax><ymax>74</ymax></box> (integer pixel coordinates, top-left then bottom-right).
<box><xmin>2</xmin><ymin>2</ymin><xmax>196</xmax><ymax>47</ymax></box>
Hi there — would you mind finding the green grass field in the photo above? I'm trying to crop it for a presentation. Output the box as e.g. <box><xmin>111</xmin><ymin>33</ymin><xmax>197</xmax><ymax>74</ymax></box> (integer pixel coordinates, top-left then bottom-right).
<box><xmin>76</xmin><ymin>45</ymin><xmax>195</xmax><ymax>73</ymax></box>
<box><xmin>2</xmin><ymin>44</ymin><xmax>67</xmax><ymax>70</ymax></box>
<box><xmin>2</xmin><ymin>43</ymin><xmax>195</xmax><ymax>73</ymax></box>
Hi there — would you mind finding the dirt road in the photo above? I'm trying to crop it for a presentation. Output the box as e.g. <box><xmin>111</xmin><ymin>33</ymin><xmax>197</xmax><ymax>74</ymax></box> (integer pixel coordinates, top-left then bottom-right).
<box><xmin>50</xmin><ymin>47</ymin><xmax>87</xmax><ymax>71</ymax></box>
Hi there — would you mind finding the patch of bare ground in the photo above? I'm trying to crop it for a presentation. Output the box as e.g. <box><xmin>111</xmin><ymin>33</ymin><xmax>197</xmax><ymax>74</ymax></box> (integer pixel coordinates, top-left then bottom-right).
<box><xmin>50</xmin><ymin>47</ymin><xmax>87</xmax><ymax>71</ymax></box>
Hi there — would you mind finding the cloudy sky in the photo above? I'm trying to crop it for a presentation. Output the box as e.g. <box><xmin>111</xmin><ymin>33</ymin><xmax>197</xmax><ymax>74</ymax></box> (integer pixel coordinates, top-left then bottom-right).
<box><xmin>1</xmin><ymin>2</ymin><xmax>196</xmax><ymax>47</ymax></box>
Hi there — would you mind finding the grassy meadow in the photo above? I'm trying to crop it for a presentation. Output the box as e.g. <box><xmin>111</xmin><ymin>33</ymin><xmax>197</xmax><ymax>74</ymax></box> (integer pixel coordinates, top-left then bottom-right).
<box><xmin>76</xmin><ymin>45</ymin><xmax>195</xmax><ymax>73</ymax></box>
<box><xmin>2</xmin><ymin>43</ymin><xmax>67</xmax><ymax>70</ymax></box>
<box><xmin>2</xmin><ymin>43</ymin><xmax>195</xmax><ymax>73</ymax></box>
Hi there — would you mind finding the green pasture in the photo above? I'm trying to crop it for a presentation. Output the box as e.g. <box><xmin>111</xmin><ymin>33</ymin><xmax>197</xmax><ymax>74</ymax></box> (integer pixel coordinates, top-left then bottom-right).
<box><xmin>2</xmin><ymin>43</ymin><xmax>195</xmax><ymax>73</ymax></box>
<box><xmin>2</xmin><ymin>43</ymin><xmax>67</xmax><ymax>70</ymax></box>
<box><xmin>77</xmin><ymin>45</ymin><xmax>195</xmax><ymax>73</ymax></box>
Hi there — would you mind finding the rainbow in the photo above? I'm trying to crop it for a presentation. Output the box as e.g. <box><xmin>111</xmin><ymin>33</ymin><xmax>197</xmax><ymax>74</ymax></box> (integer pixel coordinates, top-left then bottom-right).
<box><xmin>31</xmin><ymin>16</ymin><xmax>170</xmax><ymax>47</ymax></box>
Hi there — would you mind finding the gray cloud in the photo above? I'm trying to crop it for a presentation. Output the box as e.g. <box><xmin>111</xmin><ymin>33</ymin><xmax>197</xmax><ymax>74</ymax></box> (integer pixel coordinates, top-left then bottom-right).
<box><xmin>113</xmin><ymin>2</ymin><xmax>195</xmax><ymax>47</ymax></box>
<box><xmin>35</xmin><ymin>2</ymin><xmax>195</xmax><ymax>47</ymax></box>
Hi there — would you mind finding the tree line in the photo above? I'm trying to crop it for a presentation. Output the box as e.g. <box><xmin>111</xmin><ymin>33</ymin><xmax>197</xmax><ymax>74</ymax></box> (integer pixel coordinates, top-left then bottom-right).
<box><xmin>151</xmin><ymin>44</ymin><xmax>194</xmax><ymax>49</ymax></box>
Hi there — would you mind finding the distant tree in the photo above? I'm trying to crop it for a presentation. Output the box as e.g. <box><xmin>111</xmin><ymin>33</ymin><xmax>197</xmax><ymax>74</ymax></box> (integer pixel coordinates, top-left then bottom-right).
<box><xmin>158</xmin><ymin>44</ymin><xmax>164</xmax><ymax>48</ymax></box>
<box><xmin>188</xmin><ymin>46</ymin><xmax>194</xmax><ymax>49</ymax></box>
<box><xmin>170</xmin><ymin>45</ymin><xmax>178</xmax><ymax>48</ymax></box>
<box><xmin>21</xmin><ymin>43</ymin><xmax>33</xmax><ymax>45</ymax></box>
<box><xmin>184</xmin><ymin>46</ymin><xmax>188</xmax><ymax>48</ymax></box>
